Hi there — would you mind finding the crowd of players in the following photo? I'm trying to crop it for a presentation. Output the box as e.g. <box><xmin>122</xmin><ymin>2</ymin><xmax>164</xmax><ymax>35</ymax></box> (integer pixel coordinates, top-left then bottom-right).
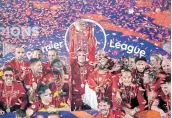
<box><xmin>0</xmin><ymin>46</ymin><xmax>170</xmax><ymax>118</ymax></box>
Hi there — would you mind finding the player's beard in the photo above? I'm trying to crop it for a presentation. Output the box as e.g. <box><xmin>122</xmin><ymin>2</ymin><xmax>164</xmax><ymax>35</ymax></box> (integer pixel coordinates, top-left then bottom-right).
<box><xmin>98</xmin><ymin>63</ymin><xmax>106</xmax><ymax>70</ymax></box>
<box><xmin>101</xmin><ymin>109</ymin><xmax>109</xmax><ymax>117</ymax></box>
<box><xmin>163</xmin><ymin>90</ymin><xmax>170</xmax><ymax>96</ymax></box>
<box><xmin>136</xmin><ymin>67</ymin><xmax>145</xmax><ymax>73</ymax></box>
<box><xmin>53</xmin><ymin>69</ymin><xmax>62</xmax><ymax>75</ymax></box>
<box><xmin>18</xmin><ymin>57</ymin><xmax>23</xmax><ymax>61</ymax></box>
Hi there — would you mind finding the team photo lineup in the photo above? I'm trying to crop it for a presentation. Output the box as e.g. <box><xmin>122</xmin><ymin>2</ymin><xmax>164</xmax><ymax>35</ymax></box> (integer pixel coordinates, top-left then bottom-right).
<box><xmin>0</xmin><ymin>0</ymin><xmax>171</xmax><ymax>118</ymax></box>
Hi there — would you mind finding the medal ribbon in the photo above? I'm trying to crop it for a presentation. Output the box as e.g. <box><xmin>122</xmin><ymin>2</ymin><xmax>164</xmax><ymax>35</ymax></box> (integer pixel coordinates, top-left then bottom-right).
<box><xmin>54</xmin><ymin>74</ymin><xmax>62</xmax><ymax>90</ymax></box>
<box><xmin>4</xmin><ymin>84</ymin><xmax>14</xmax><ymax>109</ymax></box>
<box><xmin>15</xmin><ymin>60</ymin><xmax>25</xmax><ymax>74</ymax></box>
<box><xmin>80</xmin><ymin>66</ymin><xmax>86</xmax><ymax>85</ymax></box>
<box><xmin>30</xmin><ymin>73</ymin><xmax>38</xmax><ymax>102</ymax></box>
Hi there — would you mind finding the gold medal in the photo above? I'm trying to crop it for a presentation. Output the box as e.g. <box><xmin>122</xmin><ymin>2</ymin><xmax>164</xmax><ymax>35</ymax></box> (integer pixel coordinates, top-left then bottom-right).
<box><xmin>6</xmin><ymin>108</ymin><xmax>10</xmax><ymax>113</ymax></box>
<box><xmin>81</xmin><ymin>84</ymin><xmax>84</xmax><ymax>88</ymax></box>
